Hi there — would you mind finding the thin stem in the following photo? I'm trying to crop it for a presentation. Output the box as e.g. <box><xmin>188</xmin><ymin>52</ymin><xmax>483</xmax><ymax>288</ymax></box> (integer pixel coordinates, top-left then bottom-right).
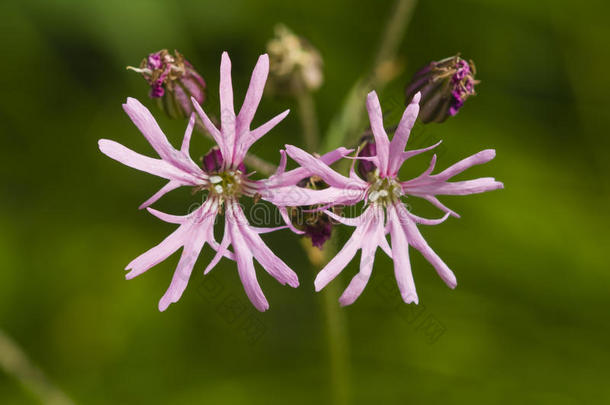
<box><xmin>295</xmin><ymin>91</ymin><xmax>320</xmax><ymax>151</ymax></box>
<box><xmin>194</xmin><ymin>121</ymin><xmax>277</xmax><ymax>176</ymax></box>
<box><xmin>321</xmin><ymin>281</ymin><xmax>350</xmax><ymax>405</ymax></box>
<box><xmin>242</xmin><ymin>153</ymin><xmax>277</xmax><ymax>177</ymax></box>
<box><xmin>0</xmin><ymin>329</ymin><xmax>75</xmax><ymax>405</ymax></box>
<box><xmin>294</xmin><ymin>84</ymin><xmax>350</xmax><ymax>405</ymax></box>
<box><xmin>322</xmin><ymin>0</ymin><xmax>419</xmax><ymax>152</ymax></box>
<box><xmin>300</xmin><ymin>239</ymin><xmax>350</xmax><ymax>405</ymax></box>
<box><xmin>371</xmin><ymin>0</ymin><xmax>418</xmax><ymax>87</ymax></box>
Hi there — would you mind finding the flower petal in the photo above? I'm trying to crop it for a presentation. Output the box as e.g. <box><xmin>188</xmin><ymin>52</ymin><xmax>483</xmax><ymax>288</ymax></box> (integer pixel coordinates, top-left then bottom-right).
<box><xmin>237</xmin><ymin>53</ymin><xmax>269</xmax><ymax>134</ymax></box>
<box><xmin>234</xmin><ymin>109</ymin><xmax>289</xmax><ymax>165</ymax></box>
<box><xmin>263</xmin><ymin>147</ymin><xmax>353</xmax><ymax>189</ymax></box>
<box><xmin>285</xmin><ymin>145</ymin><xmax>364</xmax><ymax>189</ymax></box>
<box><xmin>191</xmin><ymin>97</ymin><xmax>231</xmax><ymax>162</ymax></box>
<box><xmin>219</xmin><ymin>52</ymin><xmax>236</xmax><ymax>164</ymax></box>
<box><xmin>314</xmin><ymin>208</ymin><xmax>372</xmax><ymax>291</ymax></box>
<box><xmin>232</xmin><ymin>203</ymin><xmax>299</xmax><ymax>287</ymax></box>
<box><xmin>158</xmin><ymin>218</ymin><xmax>212</xmax><ymax>311</ymax></box>
<box><xmin>365</xmin><ymin>91</ymin><xmax>390</xmax><ymax>175</ymax></box>
<box><xmin>123</xmin><ymin>98</ymin><xmax>200</xmax><ymax>174</ymax></box>
<box><xmin>387</xmin><ymin>204</ymin><xmax>419</xmax><ymax>304</ymax></box>
<box><xmin>226</xmin><ymin>205</ymin><xmax>269</xmax><ymax>311</ymax></box>
<box><xmin>139</xmin><ymin>181</ymin><xmax>181</xmax><ymax>209</ymax></box>
<box><xmin>388</xmin><ymin>92</ymin><xmax>420</xmax><ymax>175</ymax></box>
<box><xmin>339</xmin><ymin>207</ymin><xmax>386</xmax><ymax>306</ymax></box>
<box><xmin>98</xmin><ymin>139</ymin><xmax>199</xmax><ymax>185</ymax></box>
<box><xmin>260</xmin><ymin>185</ymin><xmax>364</xmax><ymax>207</ymax></box>
<box><xmin>436</xmin><ymin>149</ymin><xmax>496</xmax><ymax>180</ymax></box>
<box><xmin>181</xmin><ymin>113</ymin><xmax>197</xmax><ymax>154</ymax></box>
<box><xmin>125</xmin><ymin>224</ymin><xmax>189</xmax><ymax>280</ymax></box>
<box><xmin>394</xmin><ymin>203</ymin><xmax>457</xmax><ymax>289</ymax></box>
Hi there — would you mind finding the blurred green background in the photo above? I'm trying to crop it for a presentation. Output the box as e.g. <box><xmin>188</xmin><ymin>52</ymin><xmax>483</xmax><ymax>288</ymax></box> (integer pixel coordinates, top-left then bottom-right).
<box><xmin>1</xmin><ymin>0</ymin><xmax>609</xmax><ymax>404</ymax></box>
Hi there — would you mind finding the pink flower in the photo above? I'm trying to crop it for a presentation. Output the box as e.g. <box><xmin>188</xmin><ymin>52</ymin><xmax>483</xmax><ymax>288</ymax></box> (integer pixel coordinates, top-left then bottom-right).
<box><xmin>284</xmin><ymin>91</ymin><xmax>503</xmax><ymax>306</ymax></box>
<box><xmin>99</xmin><ymin>52</ymin><xmax>349</xmax><ymax>311</ymax></box>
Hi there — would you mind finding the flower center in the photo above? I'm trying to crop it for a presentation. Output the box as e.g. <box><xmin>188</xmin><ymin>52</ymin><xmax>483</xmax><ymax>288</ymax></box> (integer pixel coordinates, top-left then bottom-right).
<box><xmin>207</xmin><ymin>170</ymin><xmax>245</xmax><ymax>199</ymax></box>
<box><xmin>367</xmin><ymin>171</ymin><xmax>403</xmax><ymax>206</ymax></box>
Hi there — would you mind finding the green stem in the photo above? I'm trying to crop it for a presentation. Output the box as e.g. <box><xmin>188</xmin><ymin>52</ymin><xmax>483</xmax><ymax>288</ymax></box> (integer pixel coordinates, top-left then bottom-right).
<box><xmin>300</xmin><ymin>239</ymin><xmax>350</xmax><ymax>405</ymax></box>
<box><xmin>322</xmin><ymin>0</ymin><xmax>419</xmax><ymax>153</ymax></box>
<box><xmin>296</xmin><ymin>91</ymin><xmax>320</xmax><ymax>151</ymax></box>
<box><xmin>321</xmin><ymin>279</ymin><xmax>350</xmax><ymax>405</ymax></box>
<box><xmin>0</xmin><ymin>329</ymin><xmax>75</xmax><ymax>405</ymax></box>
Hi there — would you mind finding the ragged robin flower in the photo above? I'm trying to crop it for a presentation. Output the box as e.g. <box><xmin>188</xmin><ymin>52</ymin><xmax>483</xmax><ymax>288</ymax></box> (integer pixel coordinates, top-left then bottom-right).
<box><xmin>283</xmin><ymin>91</ymin><xmax>503</xmax><ymax>306</ymax></box>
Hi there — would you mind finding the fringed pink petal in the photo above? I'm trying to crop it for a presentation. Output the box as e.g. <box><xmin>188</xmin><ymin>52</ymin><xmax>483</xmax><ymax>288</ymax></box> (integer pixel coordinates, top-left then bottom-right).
<box><xmin>237</xmin><ymin>54</ymin><xmax>269</xmax><ymax>135</ymax></box>
<box><xmin>365</xmin><ymin>91</ymin><xmax>390</xmax><ymax>175</ymax></box>
<box><xmin>421</xmin><ymin>195</ymin><xmax>460</xmax><ymax>218</ymax></box>
<box><xmin>412</xmin><ymin>178</ymin><xmax>504</xmax><ymax>196</ymax></box>
<box><xmin>231</xmin><ymin>203</ymin><xmax>299</xmax><ymax>287</ymax></box>
<box><xmin>139</xmin><ymin>181</ymin><xmax>181</xmax><ymax>209</ymax></box>
<box><xmin>339</xmin><ymin>241</ymin><xmax>375</xmax><ymax>306</ymax></box>
<box><xmin>323</xmin><ymin>209</ymin><xmax>364</xmax><ymax>227</ymax></box>
<box><xmin>219</xmin><ymin>52</ymin><xmax>236</xmax><ymax>163</ymax></box>
<box><xmin>234</xmin><ymin>109</ymin><xmax>289</xmax><ymax>165</ymax></box>
<box><xmin>191</xmin><ymin>97</ymin><xmax>232</xmax><ymax>163</ymax></box>
<box><xmin>263</xmin><ymin>147</ymin><xmax>353</xmax><ymax>189</ymax></box>
<box><xmin>181</xmin><ymin>113</ymin><xmax>197</xmax><ymax>154</ymax></box>
<box><xmin>204</xmin><ymin>217</ymin><xmax>232</xmax><ymax>275</ymax></box>
<box><xmin>436</xmin><ymin>149</ymin><xmax>496</xmax><ymax>181</ymax></box>
<box><xmin>406</xmin><ymin>211</ymin><xmax>451</xmax><ymax>226</ymax></box>
<box><xmin>285</xmin><ymin>145</ymin><xmax>364</xmax><ymax>189</ymax></box>
<box><xmin>259</xmin><ymin>185</ymin><xmax>364</xmax><ymax>207</ymax></box>
<box><xmin>399</xmin><ymin>141</ymin><xmax>442</xmax><ymax>165</ymax></box>
<box><xmin>388</xmin><ymin>92</ymin><xmax>420</xmax><ymax>175</ymax></box>
<box><xmin>158</xmin><ymin>218</ymin><xmax>212</xmax><ymax>311</ymax></box>
<box><xmin>387</xmin><ymin>204</ymin><xmax>419</xmax><ymax>303</ymax></box>
<box><xmin>98</xmin><ymin>139</ymin><xmax>200</xmax><ymax>185</ymax></box>
<box><xmin>122</xmin><ymin>97</ymin><xmax>175</xmax><ymax>162</ymax></box>
<box><xmin>146</xmin><ymin>207</ymin><xmax>189</xmax><ymax>224</ymax></box>
<box><xmin>278</xmin><ymin>206</ymin><xmax>305</xmax><ymax>235</ymax></box>
<box><xmin>226</xmin><ymin>204</ymin><xmax>269</xmax><ymax>311</ymax></box>
<box><xmin>122</xmin><ymin>98</ymin><xmax>201</xmax><ymax>174</ymax></box>
<box><xmin>125</xmin><ymin>225</ymin><xmax>189</xmax><ymax>280</ymax></box>
<box><xmin>339</xmin><ymin>207</ymin><xmax>386</xmax><ymax>306</ymax></box>
<box><xmin>314</xmin><ymin>208</ymin><xmax>373</xmax><ymax>291</ymax></box>
<box><xmin>394</xmin><ymin>203</ymin><xmax>457</xmax><ymax>289</ymax></box>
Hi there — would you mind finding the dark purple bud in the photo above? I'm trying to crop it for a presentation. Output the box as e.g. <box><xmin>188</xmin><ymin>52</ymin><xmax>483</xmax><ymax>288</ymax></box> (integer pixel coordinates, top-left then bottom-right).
<box><xmin>357</xmin><ymin>135</ymin><xmax>377</xmax><ymax>180</ymax></box>
<box><xmin>405</xmin><ymin>55</ymin><xmax>479</xmax><ymax>123</ymax></box>
<box><xmin>306</xmin><ymin>217</ymin><xmax>333</xmax><ymax>249</ymax></box>
<box><xmin>290</xmin><ymin>177</ymin><xmax>339</xmax><ymax>249</ymax></box>
<box><xmin>128</xmin><ymin>49</ymin><xmax>206</xmax><ymax>119</ymax></box>
<box><xmin>202</xmin><ymin>146</ymin><xmax>246</xmax><ymax>173</ymax></box>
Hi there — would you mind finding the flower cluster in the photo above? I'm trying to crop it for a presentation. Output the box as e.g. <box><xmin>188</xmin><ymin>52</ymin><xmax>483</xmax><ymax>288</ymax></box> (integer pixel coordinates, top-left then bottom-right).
<box><xmin>100</xmin><ymin>51</ymin><xmax>502</xmax><ymax>311</ymax></box>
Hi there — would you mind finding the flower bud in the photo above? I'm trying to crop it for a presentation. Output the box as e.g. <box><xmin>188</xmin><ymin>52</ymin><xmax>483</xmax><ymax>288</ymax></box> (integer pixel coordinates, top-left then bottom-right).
<box><xmin>356</xmin><ymin>135</ymin><xmax>377</xmax><ymax>180</ymax></box>
<box><xmin>405</xmin><ymin>55</ymin><xmax>478</xmax><ymax>123</ymax></box>
<box><xmin>201</xmin><ymin>147</ymin><xmax>246</xmax><ymax>174</ymax></box>
<box><xmin>266</xmin><ymin>24</ymin><xmax>323</xmax><ymax>94</ymax></box>
<box><xmin>290</xmin><ymin>177</ymin><xmax>340</xmax><ymax>249</ymax></box>
<box><xmin>128</xmin><ymin>49</ymin><xmax>206</xmax><ymax>119</ymax></box>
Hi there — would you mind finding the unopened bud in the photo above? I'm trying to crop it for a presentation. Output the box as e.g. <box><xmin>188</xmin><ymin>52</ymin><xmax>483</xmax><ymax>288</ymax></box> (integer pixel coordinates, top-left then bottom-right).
<box><xmin>405</xmin><ymin>55</ymin><xmax>478</xmax><ymax>123</ymax></box>
<box><xmin>290</xmin><ymin>177</ymin><xmax>340</xmax><ymax>249</ymax></box>
<box><xmin>266</xmin><ymin>24</ymin><xmax>323</xmax><ymax>94</ymax></box>
<box><xmin>356</xmin><ymin>135</ymin><xmax>377</xmax><ymax>180</ymax></box>
<box><xmin>201</xmin><ymin>147</ymin><xmax>246</xmax><ymax>173</ymax></box>
<box><xmin>128</xmin><ymin>49</ymin><xmax>206</xmax><ymax>119</ymax></box>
